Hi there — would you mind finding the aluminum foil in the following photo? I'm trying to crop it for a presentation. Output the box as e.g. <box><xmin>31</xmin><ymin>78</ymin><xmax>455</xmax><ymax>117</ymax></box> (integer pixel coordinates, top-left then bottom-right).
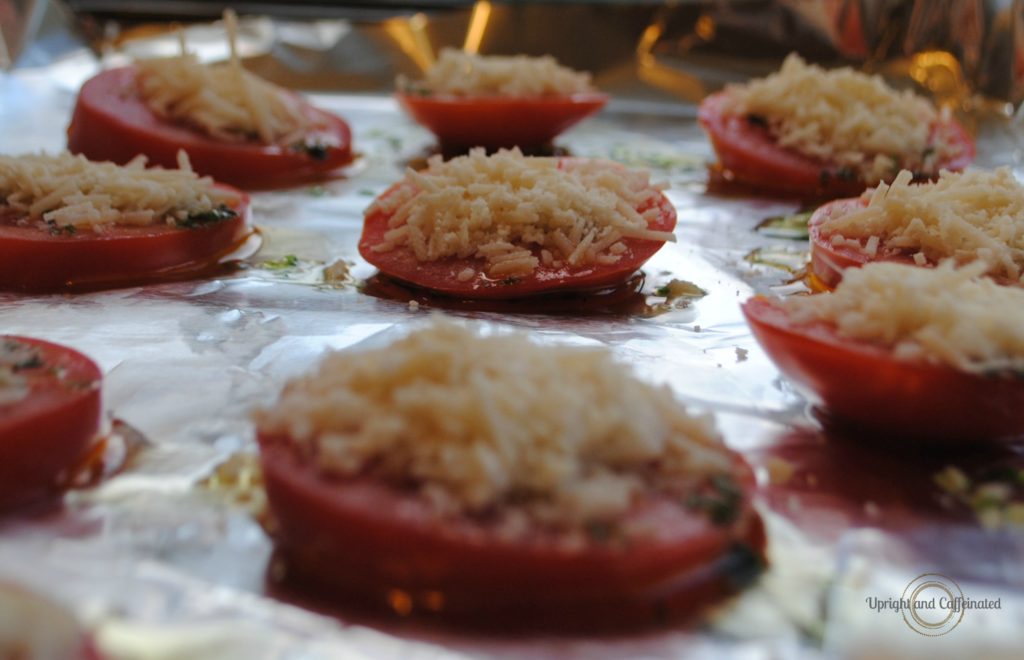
<box><xmin>1</xmin><ymin>4</ymin><xmax>1024</xmax><ymax>658</ymax></box>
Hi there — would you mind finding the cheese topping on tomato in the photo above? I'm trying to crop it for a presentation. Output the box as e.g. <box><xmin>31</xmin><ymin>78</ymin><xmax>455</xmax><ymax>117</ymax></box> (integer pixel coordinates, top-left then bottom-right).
<box><xmin>783</xmin><ymin>260</ymin><xmax>1024</xmax><ymax>373</ymax></box>
<box><xmin>366</xmin><ymin>148</ymin><xmax>673</xmax><ymax>278</ymax></box>
<box><xmin>821</xmin><ymin>168</ymin><xmax>1024</xmax><ymax>283</ymax></box>
<box><xmin>0</xmin><ymin>151</ymin><xmax>240</xmax><ymax>231</ymax></box>
<box><xmin>721</xmin><ymin>54</ymin><xmax>955</xmax><ymax>183</ymax></box>
<box><xmin>136</xmin><ymin>10</ymin><xmax>328</xmax><ymax>145</ymax></box>
<box><xmin>401</xmin><ymin>48</ymin><xmax>595</xmax><ymax>97</ymax></box>
<box><xmin>256</xmin><ymin>321</ymin><xmax>734</xmax><ymax>527</ymax></box>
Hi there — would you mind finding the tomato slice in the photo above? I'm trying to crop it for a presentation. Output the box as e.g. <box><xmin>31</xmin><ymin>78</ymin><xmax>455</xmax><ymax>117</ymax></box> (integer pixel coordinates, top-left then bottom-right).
<box><xmin>259</xmin><ymin>433</ymin><xmax>765</xmax><ymax>630</ymax></box>
<box><xmin>396</xmin><ymin>92</ymin><xmax>608</xmax><ymax>151</ymax></box>
<box><xmin>357</xmin><ymin>164</ymin><xmax>677</xmax><ymax>299</ymax></box>
<box><xmin>742</xmin><ymin>296</ymin><xmax>1024</xmax><ymax>442</ymax></box>
<box><xmin>807</xmin><ymin>197</ymin><xmax>918</xmax><ymax>288</ymax></box>
<box><xmin>67</xmin><ymin>67</ymin><xmax>354</xmax><ymax>189</ymax></box>
<box><xmin>698</xmin><ymin>91</ymin><xmax>975</xmax><ymax>199</ymax></box>
<box><xmin>0</xmin><ymin>187</ymin><xmax>251</xmax><ymax>292</ymax></box>
<box><xmin>0</xmin><ymin>337</ymin><xmax>102</xmax><ymax>512</ymax></box>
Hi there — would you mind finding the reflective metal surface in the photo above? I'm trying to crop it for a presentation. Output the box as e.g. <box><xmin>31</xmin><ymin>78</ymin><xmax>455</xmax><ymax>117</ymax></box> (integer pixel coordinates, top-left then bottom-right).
<box><xmin>1</xmin><ymin>4</ymin><xmax>1024</xmax><ymax>657</ymax></box>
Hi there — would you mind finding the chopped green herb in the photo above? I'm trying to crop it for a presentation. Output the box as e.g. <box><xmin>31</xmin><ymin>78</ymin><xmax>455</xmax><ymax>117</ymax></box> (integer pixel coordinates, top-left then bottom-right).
<box><xmin>308</xmin><ymin>185</ymin><xmax>326</xmax><ymax>197</ymax></box>
<box><xmin>607</xmin><ymin>145</ymin><xmax>702</xmax><ymax>171</ymax></box>
<box><xmin>746</xmin><ymin>114</ymin><xmax>768</xmax><ymax>128</ymax></box>
<box><xmin>654</xmin><ymin>279</ymin><xmax>707</xmax><ymax>299</ymax></box>
<box><xmin>180</xmin><ymin>205</ymin><xmax>238</xmax><ymax>228</ymax></box>
<box><xmin>264</xmin><ymin>254</ymin><xmax>300</xmax><ymax>270</ymax></box>
<box><xmin>755</xmin><ymin>211</ymin><xmax>813</xmax><ymax>240</ymax></box>
<box><xmin>44</xmin><ymin>219</ymin><xmax>77</xmax><ymax>236</ymax></box>
<box><xmin>301</xmin><ymin>143</ymin><xmax>330</xmax><ymax>161</ymax></box>
<box><xmin>933</xmin><ymin>464</ymin><xmax>1024</xmax><ymax>531</ymax></box>
<box><xmin>584</xmin><ymin>521</ymin><xmax>616</xmax><ymax>544</ymax></box>
<box><xmin>722</xmin><ymin>542</ymin><xmax>767</xmax><ymax>589</ymax></box>
<box><xmin>687</xmin><ymin>474</ymin><xmax>742</xmax><ymax>525</ymax></box>
<box><xmin>13</xmin><ymin>355</ymin><xmax>43</xmax><ymax>370</ymax></box>
<box><xmin>358</xmin><ymin>189</ymin><xmax>377</xmax><ymax>197</ymax></box>
<box><xmin>744</xmin><ymin>246</ymin><xmax>809</xmax><ymax>273</ymax></box>
<box><xmin>835</xmin><ymin>167</ymin><xmax>857</xmax><ymax>182</ymax></box>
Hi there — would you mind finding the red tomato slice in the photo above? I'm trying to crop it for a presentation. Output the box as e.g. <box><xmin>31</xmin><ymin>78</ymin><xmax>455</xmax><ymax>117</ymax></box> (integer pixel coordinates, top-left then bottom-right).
<box><xmin>396</xmin><ymin>92</ymin><xmax>608</xmax><ymax>151</ymax></box>
<box><xmin>698</xmin><ymin>91</ymin><xmax>975</xmax><ymax>199</ymax></box>
<box><xmin>808</xmin><ymin>197</ymin><xmax>916</xmax><ymax>288</ymax></box>
<box><xmin>0</xmin><ymin>337</ymin><xmax>101</xmax><ymax>512</ymax></box>
<box><xmin>742</xmin><ymin>296</ymin><xmax>1024</xmax><ymax>442</ymax></box>
<box><xmin>358</xmin><ymin>164</ymin><xmax>677</xmax><ymax>299</ymax></box>
<box><xmin>259</xmin><ymin>433</ymin><xmax>766</xmax><ymax>630</ymax></box>
<box><xmin>0</xmin><ymin>187</ymin><xmax>251</xmax><ymax>292</ymax></box>
<box><xmin>67</xmin><ymin>67</ymin><xmax>354</xmax><ymax>189</ymax></box>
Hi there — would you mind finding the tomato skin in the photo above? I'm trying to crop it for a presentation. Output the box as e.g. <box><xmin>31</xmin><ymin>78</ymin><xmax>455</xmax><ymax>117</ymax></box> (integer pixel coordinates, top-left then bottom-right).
<box><xmin>396</xmin><ymin>92</ymin><xmax>608</xmax><ymax>151</ymax></box>
<box><xmin>0</xmin><ymin>337</ymin><xmax>102</xmax><ymax>512</ymax></box>
<box><xmin>67</xmin><ymin>67</ymin><xmax>353</xmax><ymax>189</ymax></box>
<box><xmin>259</xmin><ymin>433</ymin><xmax>765</xmax><ymax>629</ymax></box>
<box><xmin>742</xmin><ymin>296</ymin><xmax>1024</xmax><ymax>442</ymax></box>
<box><xmin>698</xmin><ymin>91</ymin><xmax>975</xmax><ymax>199</ymax></box>
<box><xmin>0</xmin><ymin>188</ymin><xmax>250</xmax><ymax>292</ymax></box>
<box><xmin>357</xmin><ymin>166</ymin><xmax>677</xmax><ymax>299</ymax></box>
<box><xmin>808</xmin><ymin>197</ymin><xmax>920</xmax><ymax>288</ymax></box>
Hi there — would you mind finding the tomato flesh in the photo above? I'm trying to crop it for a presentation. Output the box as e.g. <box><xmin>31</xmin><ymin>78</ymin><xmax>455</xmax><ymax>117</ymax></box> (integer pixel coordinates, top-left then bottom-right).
<box><xmin>0</xmin><ymin>189</ymin><xmax>251</xmax><ymax>292</ymax></box>
<box><xmin>358</xmin><ymin>165</ymin><xmax>677</xmax><ymax>299</ymax></box>
<box><xmin>0</xmin><ymin>337</ymin><xmax>102</xmax><ymax>512</ymax></box>
<box><xmin>742</xmin><ymin>296</ymin><xmax>1024</xmax><ymax>442</ymax></box>
<box><xmin>397</xmin><ymin>92</ymin><xmax>608</xmax><ymax>152</ymax></box>
<box><xmin>698</xmin><ymin>91</ymin><xmax>975</xmax><ymax>199</ymax></box>
<box><xmin>67</xmin><ymin>67</ymin><xmax>353</xmax><ymax>189</ymax></box>
<box><xmin>259</xmin><ymin>434</ymin><xmax>765</xmax><ymax>630</ymax></box>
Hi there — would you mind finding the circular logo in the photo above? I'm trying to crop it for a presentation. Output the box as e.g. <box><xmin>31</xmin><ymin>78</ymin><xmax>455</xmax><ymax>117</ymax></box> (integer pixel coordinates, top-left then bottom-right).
<box><xmin>902</xmin><ymin>573</ymin><xmax>965</xmax><ymax>636</ymax></box>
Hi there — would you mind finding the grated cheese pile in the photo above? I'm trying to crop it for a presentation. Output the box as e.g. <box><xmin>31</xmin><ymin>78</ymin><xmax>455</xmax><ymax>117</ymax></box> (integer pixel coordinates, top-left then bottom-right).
<box><xmin>136</xmin><ymin>11</ymin><xmax>325</xmax><ymax>145</ymax></box>
<box><xmin>256</xmin><ymin>320</ymin><xmax>734</xmax><ymax>528</ymax></box>
<box><xmin>0</xmin><ymin>151</ymin><xmax>240</xmax><ymax>230</ymax></box>
<box><xmin>821</xmin><ymin>168</ymin><xmax>1024</xmax><ymax>283</ymax></box>
<box><xmin>722</xmin><ymin>54</ymin><xmax>954</xmax><ymax>183</ymax></box>
<box><xmin>366</xmin><ymin>148</ymin><xmax>673</xmax><ymax>278</ymax></box>
<box><xmin>404</xmin><ymin>48</ymin><xmax>595</xmax><ymax>97</ymax></box>
<box><xmin>783</xmin><ymin>260</ymin><xmax>1024</xmax><ymax>373</ymax></box>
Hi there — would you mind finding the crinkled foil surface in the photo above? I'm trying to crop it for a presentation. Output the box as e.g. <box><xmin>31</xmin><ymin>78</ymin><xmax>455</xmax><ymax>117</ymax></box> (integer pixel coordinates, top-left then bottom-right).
<box><xmin>2</xmin><ymin>3</ymin><xmax>1024</xmax><ymax>658</ymax></box>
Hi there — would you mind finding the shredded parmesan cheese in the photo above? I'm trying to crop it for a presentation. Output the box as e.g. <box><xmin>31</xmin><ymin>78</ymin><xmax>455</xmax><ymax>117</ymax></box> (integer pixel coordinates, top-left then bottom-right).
<box><xmin>401</xmin><ymin>48</ymin><xmax>595</xmax><ymax>97</ymax></box>
<box><xmin>256</xmin><ymin>320</ymin><xmax>734</xmax><ymax>528</ymax></box>
<box><xmin>722</xmin><ymin>54</ymin><xmax>955</xmax><ymax>183</ymax></box>
<box><xmin>366</xmin><ymin>148</ymin><xmax>673</xmax><ymax>278</ymax></box>
<box><xmin>135</xmin><ymin>10</ymin><xmax>328</xmax><ymax>145</ymax></box>
<box><xmin>782</xmin><ymin>260</ymin><xmax>1024</xmax><ymax>373</ymax></box>
<box><xmin>0</xmin><ymin>151</ymin><xmax>239</xmax><ymax>230</ymax></box>
<box><xmin>821</xmin><ymin>168</ymin><xmax>1024</xmax><ymax>283</ymax></box>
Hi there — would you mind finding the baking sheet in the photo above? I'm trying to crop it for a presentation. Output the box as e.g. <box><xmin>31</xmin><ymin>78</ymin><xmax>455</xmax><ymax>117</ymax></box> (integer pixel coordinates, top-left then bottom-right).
<box><xmin>3</xmin><ymin>33</ymin><xmax>1024</xmax><ymax>660</ymax></box>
